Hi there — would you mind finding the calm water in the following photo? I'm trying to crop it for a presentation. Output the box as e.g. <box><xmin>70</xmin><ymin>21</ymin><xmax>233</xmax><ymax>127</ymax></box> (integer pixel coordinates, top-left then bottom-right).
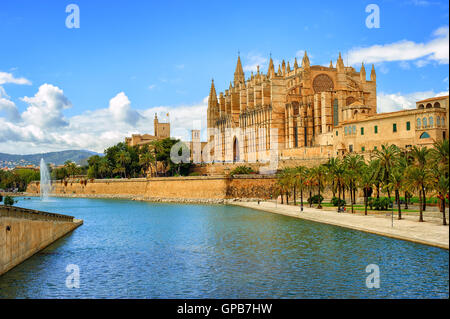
<box><xmin>0</xmin><ymin>197</ymin><xmax>448</xmax><ymax>298</ymax></box>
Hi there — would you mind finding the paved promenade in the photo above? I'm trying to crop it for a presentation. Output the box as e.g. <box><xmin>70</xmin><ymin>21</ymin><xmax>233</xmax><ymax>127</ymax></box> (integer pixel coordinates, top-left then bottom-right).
<box><xmin>232</xmin><ymin>201</ymin><xmax>449</xmax><ymax>249</ymax></box>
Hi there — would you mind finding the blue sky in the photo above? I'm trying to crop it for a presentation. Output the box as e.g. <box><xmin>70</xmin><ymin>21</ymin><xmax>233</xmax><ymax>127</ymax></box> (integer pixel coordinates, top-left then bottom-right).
<box><xmin>0</xmin><ymin>0</ymin><xmax>448</xmax><ymax>154</ymax></box>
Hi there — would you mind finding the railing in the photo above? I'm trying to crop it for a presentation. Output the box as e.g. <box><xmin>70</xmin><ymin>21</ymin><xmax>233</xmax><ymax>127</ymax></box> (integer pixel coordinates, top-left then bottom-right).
<box><xmin>0</xmin><ymin>205</ymin><xmax>74</xmax><ymax>223</ymax></box>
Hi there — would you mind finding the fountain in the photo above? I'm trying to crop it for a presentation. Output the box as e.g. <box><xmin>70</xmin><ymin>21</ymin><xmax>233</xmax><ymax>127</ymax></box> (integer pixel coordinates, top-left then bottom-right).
<box><xmin>40</xmin><ymin>158</ymin><xmax>51</xmax><ymax>201</ymax></box>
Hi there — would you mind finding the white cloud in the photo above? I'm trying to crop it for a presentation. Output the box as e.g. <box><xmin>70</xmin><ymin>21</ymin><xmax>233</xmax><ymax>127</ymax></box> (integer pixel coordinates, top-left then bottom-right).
<box><xmin>0</xmin><ymin>84</ymin><xmax>208</xmax><ymax>154</ymax></box>
<box><xmin>243</xmin><ymin>53</ymin><xmax>268</xmax><ymax>73</ymax></box>
<box><xmin>377</xmin><ymin>90</ymin><xmax>449</xmax><ymax>113</ymax></box>
<box><xmin>148</xmin><ymin>84</ymin><xmax>156</xmax><ymax>90</ymax></box>
<box><xmin>21</xmin><ymin>84</ymin><xmax>72</xmax><ymax>128</ymax></box>
<box><xmin>108</xmin><ymin>92</ymin><xmax>142</xmax><ymax>126</ymax></box>
<box><xmin>347</xmin><ymin>26</ymin><xmax>449</xmax><ymax>66</ymax></box>
<box><xmin>0</xmin><ymin>71</ymin><xmax>31</xmax><ymax>85</ymax></box>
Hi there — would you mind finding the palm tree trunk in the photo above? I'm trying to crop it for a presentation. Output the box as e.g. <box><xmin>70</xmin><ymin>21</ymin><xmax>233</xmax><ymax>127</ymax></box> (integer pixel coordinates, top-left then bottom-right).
<box><xmin>419</xmin><ymin>190</ymin><xmax>424</xmax><ymax>222</ymax></box>
<box><xmin>422</xmin><ymin>187</ymin><xmax>426</xmax><ymax>211</ymax></box>
<box><xmin>396</xmin><ymin>189</ymin><xmax>402</xmax><ymax>220</ymax></box>
<box><xmin>300</xmin><ymin>189</ymin><xmax>304</xmax><ymax>212</ymax></box>
<box><xmin>286</xmin><ymin>192</ymin><xmax>289</xmax><ymax>205</ymax></box>
<box><xmin>338</xmin><ymin>183</ymin><xmax>341</xmax><ymax>201</ymax></box>
<box><xmin>441</xmin><ymin>194</ymin><xmax>447</xmax><ymax>226</ymax></box>
<box><xmin>318</xmin><ymin>182</ymin><xmax>322</xmax><ymax>209</ymax></box>
<box><xmin>376</xmin><ymin>183</ymin><xmax>380</xmax><ymax>198</ymax></box>
<box><xmin>281</xmin><ymin>195</ymin><xmax>284</xmax><ymax>204</ymax></box>
<box><xmin>293</xmin><ymin>185</ymin><xmax>297</xmax><ymax>206</ymax></box>
<box><xmin>364</xmin><ymin>192</ymin><xmax>368</xmax><ymax>216</ymax></box>
<box><xmin>342</xmin><ymin>188</ymin><xmax>345</xmax><ymax>202</ymax></box>
<box><xmin>309</xmin><ymin>189</ymin><xmax>312</xmax><ymax>208</ymax></box>
<box><xmin>404</xmin><ymin>191</ymin><xmax>409</xmax><ymax>209</ymax></box>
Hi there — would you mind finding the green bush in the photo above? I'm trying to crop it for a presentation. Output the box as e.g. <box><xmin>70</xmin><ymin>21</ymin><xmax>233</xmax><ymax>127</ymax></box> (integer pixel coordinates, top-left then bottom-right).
<box><xmin>308</xmin><ymin>194</ymin><xmax>324</xmax><ymax>204</ymax></box>
<box><xmin>229</xmin><ymin>166</ymin><xmax>255</xmax><ymax>176</ymax></box>
<box><xmin>367</xmin><ymin>197</ymin><xmax>392</xmax><ymax>210</ymax></box>
<box><xmin>188</xmin><ymin>172</ymin><xmax>201</xmax><ymax>176</ymax></box>
<box><xmin>331</xmin><ymin>197</ymin><xmax>346</xmax><ymax>207</ymax></box>
<box><xmin>4</xmin><ymin>195</ymin><xmax>15</xmax><ymax>206</ymax></box>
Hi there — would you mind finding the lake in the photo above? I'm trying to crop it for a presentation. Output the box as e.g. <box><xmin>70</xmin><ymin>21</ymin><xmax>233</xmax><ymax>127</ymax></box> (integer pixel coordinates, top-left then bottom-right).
<box><xmin>0</xmin><ymin>197</ymin><xmax>448</xmax><ymax>298</ymax></box>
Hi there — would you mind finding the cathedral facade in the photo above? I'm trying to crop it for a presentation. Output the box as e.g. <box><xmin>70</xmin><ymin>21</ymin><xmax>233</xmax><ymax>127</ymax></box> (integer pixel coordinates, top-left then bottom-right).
<box><xmin>206</xmin><ymin>53</ymin><xmax>448</xmax><ymax>164</ymax></box>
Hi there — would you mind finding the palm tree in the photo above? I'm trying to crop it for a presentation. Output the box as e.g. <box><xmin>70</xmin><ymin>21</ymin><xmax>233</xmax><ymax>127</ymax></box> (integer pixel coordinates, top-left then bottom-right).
<box><xmin>410</xmin><ymin>146</ymin><xmax>431</xmax><ymax>211</ymax></box>
<box><xmin>98</xmin><ymin>158</ymin><xmax>110</xmax><ymax>179</ymax></box>
<box><xmin>64</xmin><ymin>160</ymin><xmax>78</xmax><ymax>178</ymax></box>
<box><xmin>139</xmin><ymin>151</ymin><xmax>155</xmax><ymax>177</ymax></box>
<box><xmin>430</xmin><ymin>165</ymin><xmax>449</xmax><ymax>225</ymax></box>
<box><xmin>359</xmin><ymin>163</ymin><xmax>376</xmax><ymax>216</ymax></box>
<box><xmin>295</xmin><ymin>166</ymin><xmax>309</xmax><ymax>212</ymax></box>
<box><xmin>430</xmin><ymin>139</ymin><xmax>449</xmax><ymax>218</ymax></box>
<box><xmin>405</xmin><ymin>166</ymin><xmax>429</xmax><ymax>222</ymax></box>
<box><xmin>344</xmin><ymin>154</ymin><xmax>365</xmax><ymax>213</ymax></box>
<box><xmin>398</xmin><ymin>150</ymin><xmax>413</xmax><ymax>209</ymax></box>
<box><xmin>372</xmin><ymin>144</ymin><xmax>400</xmax><ymax>201</ymax></box>
<box><xmin>387</xmin><ymin>168</ymin><xmax>405</xmax><ymax>220</ymax></box>
<box><xmin>309</xmin><ymin>165</ymin><xmax>326</xmax><ymax>209</ymax></box>
<box><xmin>116</xmin><ymin>150</ymin><xmax>131</xmax><ymax>178</ymax></box>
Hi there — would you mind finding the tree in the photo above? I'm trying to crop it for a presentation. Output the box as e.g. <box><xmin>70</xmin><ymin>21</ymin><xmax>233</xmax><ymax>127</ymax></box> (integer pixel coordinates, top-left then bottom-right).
<box><xmin>309</xmin><ymin>165</ymin><xmax>326</xmax><ymax>209</ymax></box>
<box><xmin>405</xmin><ymin>166</ymin><xmax>429</xmax><ymax>222</ymax></box>
<box><xmin>344</xmin><ymin>154</ymin><xmax>365</xmax><ymax>213</ymax></box>
<box><xmin>139</xmin><ymin>149</ymin><xmax>156</xmax><ymax>177</ymax></box>
<box><xmin>115</xmin><ymin>150</ymin><xmax>131</xmax><ymax>178</ymax></box>
<box><xmin>387</xmin><ymin>168</ymin><xmax>405</xmax><ymax>220</ymax></box>
<box><xmin>294</xmin><ymin>166</ymin><xmax>309</xmax><ymax>211</ymax></box>
<box><xmin>4</xmin><ymin>195</ymin><xmax>15</xmax><ymax>206</ymax></box>
<box><xmin>372</xmin><ymin>144</ymin><xmax>400</xmax><ymax>201</ymax></box>
<box><xmin>359</xmin><ymin>163</ymin><xmax>376</xmax><ymax>216</ymax></box>
<box><xmin>64</xmin><ymin>160</ymin><xmax>78</xmax><ymax>178</ymax></box>
<box><xmin>410</xmin><ymin>146</ymin><xmax>431</xmax><ymax>211</ymax></box>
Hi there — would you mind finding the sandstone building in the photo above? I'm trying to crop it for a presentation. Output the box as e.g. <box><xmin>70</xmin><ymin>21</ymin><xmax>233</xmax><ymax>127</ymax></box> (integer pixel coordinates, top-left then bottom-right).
<box><xmin>206</xmin><ymin>53</ymin><xmax>449</xmax><ymax>163</ymax></box>
<box><xmin>125</xmin><ymin>114</ymin><xmax>170</xmax><ymax>147</ymax></box>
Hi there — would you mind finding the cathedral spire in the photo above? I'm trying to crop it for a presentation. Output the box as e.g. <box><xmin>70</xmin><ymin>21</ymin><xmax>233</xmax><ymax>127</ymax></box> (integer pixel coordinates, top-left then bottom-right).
<box><xmin>329</xmin><ymin>60</ymin><xmax>333</xmax><ymax>68</ymax></box>
<box><xmin>208</xmin><ymin>79</ymin><xmax>218</xmax><ymax>106</ymax></box>
<box><xmin>268</xmin><ymin>56</ymin><xmax>275</xmax><ymax>78</ymax></box>
<box><xmin>294</xmin><ymin>57</ymin><xmax>298</xmax><ymax>69</ymax></box>
<box><xmin>360</xmin><ymin>62</ymin><xmax>366</xmax><ymax>83</ymax></box>
<box><xmin>287</xmin><ymin>61</ymin><xmax>291</xmax><ymax>73</ymax></box>
<box><xmin>302</xmin><ymin>51</ymin><xmax>310</xmax><ymax>69</ymax></box>
<box><xmin>370</xmin><ymin>64</ymin><xmax>376</xmax><ymax>81</ymax></box>
<box><xmin>337</xmin><ymin>52</ymin><xmax>345</xmax><ymax>73</ymax></box>
<box><xmin>234</xmin><ymin>54</ymin><xmax>245</xmax><ymax>84</ymax></box>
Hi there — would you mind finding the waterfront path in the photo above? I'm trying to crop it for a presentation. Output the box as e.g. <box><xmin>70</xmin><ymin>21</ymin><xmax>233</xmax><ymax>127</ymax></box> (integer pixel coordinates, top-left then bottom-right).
<box><xmin>232</xmin><ymin>201</ymin><xmax>449</xmax><ymax>249</ymax></box>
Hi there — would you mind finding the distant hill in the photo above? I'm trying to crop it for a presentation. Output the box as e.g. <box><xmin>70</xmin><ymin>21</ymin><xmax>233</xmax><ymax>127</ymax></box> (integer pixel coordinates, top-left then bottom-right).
<box><xmin>0</xmin><ymin>150</ymin><xmax>103</xmax><ymax>168</ymax></box>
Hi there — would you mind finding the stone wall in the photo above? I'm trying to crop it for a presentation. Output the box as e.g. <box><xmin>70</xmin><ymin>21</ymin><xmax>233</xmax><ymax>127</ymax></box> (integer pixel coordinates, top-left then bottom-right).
<box><xmin>0</xmin><ymin>206</ymin><xmax>82</xmax><ymax>276</ymax></box>
<box><xmin>26</xmin><ymin>175</ymin><xmax>277</xmax><ymax>200</ymax></box>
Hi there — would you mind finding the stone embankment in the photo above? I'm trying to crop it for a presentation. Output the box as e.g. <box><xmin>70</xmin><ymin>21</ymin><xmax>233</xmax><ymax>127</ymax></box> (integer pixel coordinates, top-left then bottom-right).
<box><xmin>0</xmin><ymin>205</ymin><xmax>83</xmax><ymax>276</ymax></box>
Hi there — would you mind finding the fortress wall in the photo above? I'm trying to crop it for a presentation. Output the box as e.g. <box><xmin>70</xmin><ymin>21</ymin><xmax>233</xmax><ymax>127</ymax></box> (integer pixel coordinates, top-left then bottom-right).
<box><xmin>0</xmin><ymin>206</ymin><xmax>82</xmax><ymax>276</ymax></box>
<box><xmin>26</xmin><ymin>176</ymin><xmax>277</xmax><ymax>200</ymax></box>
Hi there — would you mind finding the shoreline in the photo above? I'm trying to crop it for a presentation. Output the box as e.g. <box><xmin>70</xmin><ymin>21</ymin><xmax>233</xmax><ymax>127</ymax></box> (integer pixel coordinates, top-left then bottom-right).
<box><xmin>17</xmin><ymin>193</ymin><xmax>449</xmax><ymax>249</ymax></box>
<box><xmin>232</xmin><ymin>201</ymin><xmax>449</xmax><ymax>250</ymax></box>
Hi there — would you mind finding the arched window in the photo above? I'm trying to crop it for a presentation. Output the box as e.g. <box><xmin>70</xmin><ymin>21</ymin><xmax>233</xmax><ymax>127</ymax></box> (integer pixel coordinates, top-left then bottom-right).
<box><xmin>418</xmin><ymin>104</ymin><xmax>424</xmax><ymax>109</ymax></box>
<box><xmin>352</xmin><ymin>125</ymin><xmax>356</xmax><ymax>134</ymax></box>
<box><xmin>434</xmin><ymin>102</ymin><xmax>441</xmax><ymax>108</ymax></box>
<box><xmin>344</xmin><ymin>127</ymin><xmax>348</xmax><ymax>135</ymax></box>
<box><xmin>437</xmin><ymin>116</ymin><xmax>440</xmax><ymax>126</ymax></box>
<box><xmin>417</xmin><ymin>118</ymin><xmax>421</xmax><ymax>128</ymax></box>
<box><xmin>426</xmin><ymin>103</ymin><xmax>432</xmax><ymax>108</ymax></box>
<box><xmin>420</xmin><ymin>132</ymin><xmax>431</xmax><ymax>139</ymax></box>
<box><xmin>429</xmin><ymin>117</ymin><xmax>434</xmax><ymax>127</ymax></box>
<box><xmin>423</xmin><ymin>117</ymin><xmax>427</xmax><ymax>127</ymax></box>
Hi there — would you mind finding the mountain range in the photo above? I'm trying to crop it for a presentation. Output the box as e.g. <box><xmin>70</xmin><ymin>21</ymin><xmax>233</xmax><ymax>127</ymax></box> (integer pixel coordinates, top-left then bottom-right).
<box><xmin>0</xmin><ymin>150</ymin><xmax>102</xmax><ymax>168</ymax></box>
